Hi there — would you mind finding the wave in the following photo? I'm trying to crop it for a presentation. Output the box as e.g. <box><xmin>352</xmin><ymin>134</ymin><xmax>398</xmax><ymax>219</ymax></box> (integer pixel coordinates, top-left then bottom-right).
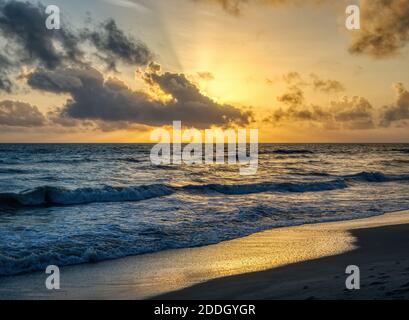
<box><xmin>343</xmin><ymin>171</ymin><xmax>409</xmax><ymax>182</ymax></box>
<box><xmin>0</xmin><ymin>168</ymin><xmax>31</xmax><ymax>174</ymax></box>
<box><xmin>2</xmin><ymin>171</ymin><xmax>409</xmax><ymax>208</ymax></box>
<box><xmin>0</xmin><ymin>184</ymin><xmax>175</xmax><ymax>207</ymax></box>
<box><xmin>152</xmin><ymin>164</ymin><xmax>182</xmax><ymax>170</ymax></box>
<box><xmin>292</xmin><ymin>171</ymin><xmax>332</xmax><ymax>177</ymax></box>
<box><xmin>273</xmin><ymin>149</ymin><xmax>314</xmax><ymax>155</ymax></box>
<box><xmin>0</xmin><ymin>208</ymin><xmax>393</xmax><ymax>277</ymax></box>
<box><xmin>183</xmin><ymin>179</ymin><xmax>347</xmax><ymax>195</ymax></box>
<box><xmin>115</xmin><ymin>157</ymin><xmax>143</xmax><ymax>163</ymax></box>
<box><xmin>378</xmin><ymin>159</ymin><xmax>409</xmax><ymax>165</ymax></box>
<box><xmin>391</xmin><ymin>148</ymin><xmax>409</xmax><ymax>153</ymax></box>
<box><xmin>0</xmin><ymin>180</ymin><xmax>345</xmax><ymax>207</ymax></box>
<box><xmin>34</xmin><ymin>158</ymin><xmax>96</xmax><ymax>164</ymax></box>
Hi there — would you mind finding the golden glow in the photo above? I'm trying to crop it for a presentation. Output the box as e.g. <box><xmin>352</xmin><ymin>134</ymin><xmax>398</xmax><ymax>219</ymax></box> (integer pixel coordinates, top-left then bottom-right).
<box><xmin>2</xmin><ymin>0</ymin><xmax>409</xmax><ymax>143</ymax></box>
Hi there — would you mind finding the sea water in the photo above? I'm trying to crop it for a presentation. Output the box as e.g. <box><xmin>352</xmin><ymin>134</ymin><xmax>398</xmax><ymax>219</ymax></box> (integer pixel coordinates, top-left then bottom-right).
<box><xmin>1</xmin><ymin>143</ymin><xmax>409</xmax><ymax>276</ymax></box>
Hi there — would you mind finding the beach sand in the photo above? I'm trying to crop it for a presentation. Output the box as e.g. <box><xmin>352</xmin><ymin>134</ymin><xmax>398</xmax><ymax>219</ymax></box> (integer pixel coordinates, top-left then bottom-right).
<box><xmin>1</xmin><ymin>211</ymin><xmax>409</xmax><ymax>300</ymax></box>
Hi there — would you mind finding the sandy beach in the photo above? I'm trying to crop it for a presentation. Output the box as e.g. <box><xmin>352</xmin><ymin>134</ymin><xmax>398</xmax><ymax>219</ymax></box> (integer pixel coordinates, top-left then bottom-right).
<box><xmin>1</xmin><ymin>210</ymin><xmax>409</xmax><ymax>300</ymax></box>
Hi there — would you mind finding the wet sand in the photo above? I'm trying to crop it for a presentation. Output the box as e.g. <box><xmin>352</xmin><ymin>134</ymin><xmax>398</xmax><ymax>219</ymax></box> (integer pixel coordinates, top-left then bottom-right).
<box><xmin>1</xmin><ymin>211</ymin><xmax>409</xmax><ymax>300</ymax></box>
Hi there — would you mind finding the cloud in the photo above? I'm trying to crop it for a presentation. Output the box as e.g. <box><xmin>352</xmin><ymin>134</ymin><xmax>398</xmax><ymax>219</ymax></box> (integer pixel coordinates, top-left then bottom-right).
<box><xmin>268</xmin><ymin>80</ymin><xmax>375</xmax><ymax>130</ymax></box>
<box><xmin>268</xmin><ymin>98</ymin><xmax>375</xmax><ymax>130</ymax></box>
<box><xmin>196</xmin><ymin>0</ymin><xmax>409</xmax><ymax>58</ymax></box>
<box><xmin>331</xmin><ymin>96</ymin><xmax>375</xmax><ymax>129</ymax></box>
<box><xmin>0</xmin><ymin>100</ymin><xmax>46</xmax><ymax>127</ymax></box>
<box><xmin>80</xmin><ymin>19</ymin><xmax>153</xmax><ymax>71</ymax></box>
<box><xmin>197</xmin><ymin>72</ymin><xmax>215</xmax><ymax>81</ymax></box>
<box><xmin>0</xmin><ymin>54</ymin><xmax>13</xmax><ymax>92</ymax></box>
<box><xmin>193</xmin><ymin>0</ymin><xmax>327</xmax><ymax>15</ymax></box>
<box><xmin>102</xmin><ymin>0</ymin><xmax>150</xmax><ymax>12</ymax></box>
<box><xmin>380</xmin><ymin>83</ymin><xmax>409</xmax><ymax>127</ymax></box>
<box><xmin>0</xmin><ymin>0</ymin><xmax>82</xmax><ymax>69</ymax></box>
<box><xmin>277</xmin><ymin>85</ymin><xmax>305</xmax><ymax>106</ymax></box>
<box><xmin>268</xmin><ymin>104</ymin><xmax>331</xmax><ymax>123</ymax></box>
<box><xmin>277</xmin><ymin>73</ymin><xmax>345</xmax><ymax>103</ymax></box>
<box><xmin>46</xmin><ymin>107</ymin><xmax>92</xmax><ymax>128</ymax></box>
<box><xmin>27</xmin><ymin>69</ymin><xmax>85</xmax><ymax>93</ymax></box>
<box><xmin>282</xmin><ymin>72</ymin><xmax>302</xmax><ymax>84</ymax></box>
<box><xmin>0</xmin><ymin>0</ymin><xmax>153</xmax><ymax>91</ymax></box>
<box><xmin>311</xmin><ymin>74</ymin><xmax>345</xmax><ymax>93</ymax></box>
<box><xmin>349</xmin><ymin>0</ymin><xmax>409</xmax><ymax>58</ymax></box>
<box><xmin>193</xmin><ymin>0</ymin><xmax>243</xmax><ymax>15</ymax></box>
<box><xmin>27</xmin><ymin>67</ymin><xmax>252</xmax><ymax>128</ymax></box>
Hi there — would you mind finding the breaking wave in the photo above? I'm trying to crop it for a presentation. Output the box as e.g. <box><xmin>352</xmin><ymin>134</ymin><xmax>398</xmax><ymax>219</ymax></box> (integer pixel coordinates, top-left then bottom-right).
<box><xmin>0</xmin><ymin>184</ymin><xmax>175</xmax><ymax>207</ymax></box>
<box><xmin>2</xmin><ymin>171</ymin><xmax>408</xmax><ymax>208</ymax></box>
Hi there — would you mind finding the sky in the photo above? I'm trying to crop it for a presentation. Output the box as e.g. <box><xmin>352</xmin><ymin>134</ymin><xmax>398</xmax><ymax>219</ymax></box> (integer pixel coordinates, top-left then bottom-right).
<box><xmin>1</xmin><ymin>0</ymin><xmax>409</xmax><ymax>142</ymax></box>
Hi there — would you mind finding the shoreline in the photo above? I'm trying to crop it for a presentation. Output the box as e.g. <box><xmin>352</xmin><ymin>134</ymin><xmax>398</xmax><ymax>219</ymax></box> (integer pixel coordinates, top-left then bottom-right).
<box><xmin>1</xmin><ymin>210</ymin><xmax>409</xmax><ymax>299</ymax></box>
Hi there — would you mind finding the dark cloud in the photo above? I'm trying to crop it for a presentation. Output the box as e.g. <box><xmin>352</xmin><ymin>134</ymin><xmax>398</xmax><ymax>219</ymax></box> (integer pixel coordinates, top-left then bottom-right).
<box><xmin>380</xmin><ymin>83</ymin><xmax>409</xmax><ymax>127</ymax></box>
<box><xmin>0</xmin><ymin>0</ymin><xmax>82</xmax><ymax>69</ymax></box>
<box><xmin>27</xmin><ymin>67</ymin><xmax>251</xmax><ymax>128</ymax></box>
<box><xmin>0</xmin><ymin>100</ymin><xmax>46</xmax><ymax>127</ymax></box>
<box><xmin>0</xmin><ymin>76</ymin><xmax>12</xmax><ymax>92</ymax></box>
<box><xmin>80</xmin><ymin>19</ymin><xmax>153</xmax><ymax>71</ymax></box>
<box><xmin>349</xmin><ymin>0</ymin><xmax>409</xmax><ymax>58</ymax></box>
<box><xmin>0</xmin><ymin>1</ymin><xmax>153</xmax><ymax>91</ymax></box>
<box><xmin>0</xmin><ymin>0</ymin><xmax>81</xmax><ymax>92</ymax></box>
<box><xmin>0</xmin><ymin>54</ymin><xmax>13</xmax><ymax>92</ymax></box>
<box><xmin>27</xmin><ymin>68</ymin><xmax>87</xmax><ymax>93</ymax></box>
<box><xmin>46</xmin><ymin>107</ymin><xmax>92</xmax><ymax>128</ymax></box>
<box><xmin>146</xmin><ymin>61</ymin><xmax>162</xmax><ymax>73</ymax></box>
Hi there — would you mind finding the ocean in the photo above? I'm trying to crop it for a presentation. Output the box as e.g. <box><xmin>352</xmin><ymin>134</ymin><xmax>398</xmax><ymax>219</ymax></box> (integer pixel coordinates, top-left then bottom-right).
<box><xmin>1</xmin><ymin>143</ymin><xmax>409</xmax><ymax>276</ymax></box>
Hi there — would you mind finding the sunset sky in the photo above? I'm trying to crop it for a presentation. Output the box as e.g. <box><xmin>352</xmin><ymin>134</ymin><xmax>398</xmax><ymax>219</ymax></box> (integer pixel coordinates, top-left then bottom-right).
<box><xmin>1</xmin><ymin>0</ymin><xmax>409</xmax><ymax>142</ymax></box>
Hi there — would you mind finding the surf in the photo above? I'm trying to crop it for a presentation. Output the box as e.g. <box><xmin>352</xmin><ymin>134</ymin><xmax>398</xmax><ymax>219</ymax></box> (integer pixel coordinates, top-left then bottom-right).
<box><xmin>2</xmin><ymin>171</ymin><xmax>409</xmax><ymax>208</ymax></box>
